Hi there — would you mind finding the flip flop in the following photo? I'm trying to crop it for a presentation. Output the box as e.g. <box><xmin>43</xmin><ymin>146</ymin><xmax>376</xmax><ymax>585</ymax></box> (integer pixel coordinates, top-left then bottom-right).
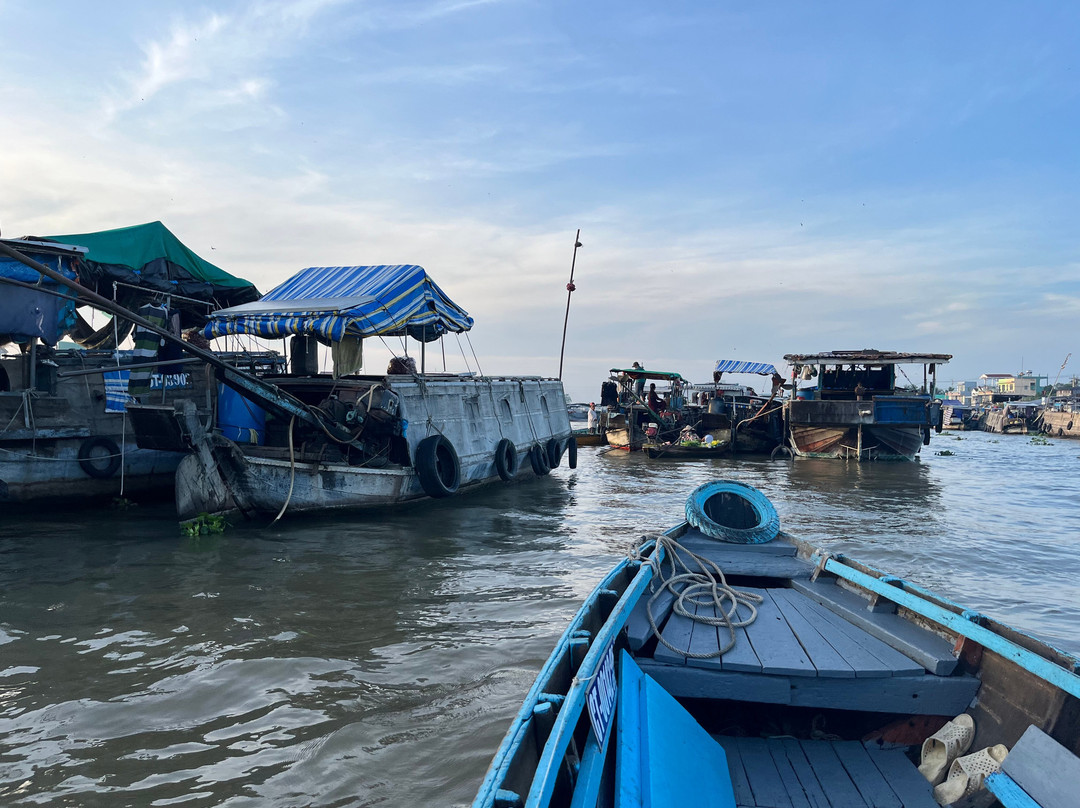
<box><xmin>932</xmin><ymin>744</ymin><xmax>1008</xmax><ymax>806</ymax></box>
<box><xmin>918</xmin><ymin>713</ymin><xmax>975</xmax><ymax>785</ymax></box>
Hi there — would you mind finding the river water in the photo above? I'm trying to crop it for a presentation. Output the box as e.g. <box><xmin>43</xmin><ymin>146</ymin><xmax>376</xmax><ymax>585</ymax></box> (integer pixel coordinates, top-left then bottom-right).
<box><xmin>1</xmin><ymin>430</ymin><xmax>1077</xmax><ymax>806</ymax></box>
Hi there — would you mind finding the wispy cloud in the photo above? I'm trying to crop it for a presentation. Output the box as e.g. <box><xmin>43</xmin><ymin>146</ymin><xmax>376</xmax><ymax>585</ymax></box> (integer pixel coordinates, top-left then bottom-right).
<box><xmin>99</xmin><ymin>0</ymin><xmax>348</xmax><ymax>126</ymax></box>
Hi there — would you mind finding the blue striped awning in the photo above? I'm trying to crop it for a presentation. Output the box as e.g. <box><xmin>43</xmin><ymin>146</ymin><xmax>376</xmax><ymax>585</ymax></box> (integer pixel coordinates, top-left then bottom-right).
<box><xmin>203</xmin><ymin>264</ymin><xmax>473</xmax><ymax>343</ymax></box>
<box><xmin>714</xmin><ymin>360</ymin><xmax>778</xmax><ymax>376</ymax></box>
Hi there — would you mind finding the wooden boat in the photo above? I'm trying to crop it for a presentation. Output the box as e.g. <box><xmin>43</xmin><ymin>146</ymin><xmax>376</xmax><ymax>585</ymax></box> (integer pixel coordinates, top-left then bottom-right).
<box><xmin>783</xmin><ymin>350</ymin><xmax>952</xmax><ymax>460</ymax></box>
<box><xmin>644</xmin><ymin>438</ymin><xmax>730</xmax><ymax>459</ymax></box>
<box><xmin>474</xmin><ymin>480</ymin><xmax>1080</xmax><ymax>808</ymax></box>
<box><xmin>125</xmin><ymin>264</ymin><xmax>574</xmax><ymax>519</ymax></box>
<box><xmin>691</xmin><ymin>359</ymin><xmax>786</xmax><ymax>455</ymax></box>
<box><xmin>0</xmin><ymin>227</ymin><xmax>260</xmax><ymax>505</ymax></box>
<box><xmin>603</xmin><ymin>368</ymin><xmax>689</xmax><ymax>452</ymax></box>
<box><xmin>980</xmin><ymin>407</ymin><xmax>1029</xmax><ymax>434</ymax></box>
<box><xmin>572</xmin><ymin>427</ymin><xmax>607</xmax><ymax>447</ymax></box>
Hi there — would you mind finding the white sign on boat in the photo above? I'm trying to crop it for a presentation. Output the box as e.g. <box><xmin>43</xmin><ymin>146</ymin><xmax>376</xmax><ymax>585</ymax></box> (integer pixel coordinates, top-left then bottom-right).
<box><xmin>585</xmin><ymin>642</ymin><xmax>617</xmax><ymax>747</ymax></box>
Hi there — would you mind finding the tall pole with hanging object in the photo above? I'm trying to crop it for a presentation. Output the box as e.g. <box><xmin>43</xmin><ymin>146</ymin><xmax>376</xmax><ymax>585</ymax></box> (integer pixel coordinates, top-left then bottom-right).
<box><xmin>557</xmin><ymin>229</ymin><xmax>582</xmax><ymax>381</ymax></box>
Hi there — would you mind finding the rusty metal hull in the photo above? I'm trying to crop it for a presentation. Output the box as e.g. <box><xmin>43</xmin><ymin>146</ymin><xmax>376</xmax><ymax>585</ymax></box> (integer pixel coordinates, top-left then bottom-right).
<box><xmin>1041</xmin><ymin>409</ymin><xmax>1080</xmax><ymax>438</ymax></box>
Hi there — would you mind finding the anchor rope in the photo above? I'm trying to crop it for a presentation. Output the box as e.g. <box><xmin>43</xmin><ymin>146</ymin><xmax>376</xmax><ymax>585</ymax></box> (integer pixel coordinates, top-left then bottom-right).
<box><xmin>631</xmin><ymin>533</ymin><xmax>762</xmax><ymax>660</ymax></box>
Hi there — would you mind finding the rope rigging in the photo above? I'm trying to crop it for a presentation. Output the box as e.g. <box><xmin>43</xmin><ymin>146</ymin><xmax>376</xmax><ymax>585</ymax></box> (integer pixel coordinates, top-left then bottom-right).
<box><xmin>632</xmin><ymin>533</ymin><xmax>762</xmax><ymax>660</ymax></box>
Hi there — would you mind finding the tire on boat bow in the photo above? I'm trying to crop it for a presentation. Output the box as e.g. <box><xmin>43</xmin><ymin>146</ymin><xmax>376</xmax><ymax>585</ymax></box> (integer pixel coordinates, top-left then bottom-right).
<box><xmin>566</xmin><ymin>436</ymin><xmax>578</xmax><ymax>469</ymax></box>
<box><xmin>685</xmin><ymin>480</ymin><xmax>780</xmax><ymax>544</ymax></box>
<box><xmin>414</xmin><ymin>435</ymin><xmax>461</xmax><ymax>498</ymax></box>
<box><xmin>494</xmin><ymin>438</ymin><xmax>518</xmax><ymax>481</ymax></box>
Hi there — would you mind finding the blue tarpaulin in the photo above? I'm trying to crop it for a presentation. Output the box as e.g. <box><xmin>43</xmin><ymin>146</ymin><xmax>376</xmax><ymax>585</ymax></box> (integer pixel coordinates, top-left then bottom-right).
<box><xmin>204</xmin><ymin>264</ymin><xmax>473</xmax><ymax>343</ymax></box>
<box><xmin>0</xmin><ymin>241</ymin><xmax>81</xmax><ymax>344</ymax></box>
<box><xmin>714</xmin><ymin>360</ymin><xmax>778</xmax><ymax>376</ymax></box>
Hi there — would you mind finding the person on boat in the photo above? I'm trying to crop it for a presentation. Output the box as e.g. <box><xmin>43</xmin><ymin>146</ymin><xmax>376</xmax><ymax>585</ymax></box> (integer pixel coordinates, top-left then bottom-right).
<box><xmin>647</xmin><ymin>383</ymin><xmax>665</xmax><ymax>412</ymax></box>
<box><xmin>587</xmin><ymin>402</ymin><xmax>599</xmax><ymax>433</ymax></box>
<box><xmin>632</xmin><ymin>362</ymin><xmax>645</xmax><ymax>399</ymax></box>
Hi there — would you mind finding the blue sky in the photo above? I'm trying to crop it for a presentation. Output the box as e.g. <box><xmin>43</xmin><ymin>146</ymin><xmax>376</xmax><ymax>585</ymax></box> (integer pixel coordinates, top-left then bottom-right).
<box><xmin>1</xmin><ymin>1</ymin><xmax>1078</xmax><ymax>399</ymax></box>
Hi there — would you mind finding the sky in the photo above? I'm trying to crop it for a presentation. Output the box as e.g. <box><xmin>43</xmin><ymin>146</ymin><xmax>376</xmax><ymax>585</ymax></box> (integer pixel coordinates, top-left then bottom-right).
<box><xmin>1</xmin><ymin>1</ymin><xmax>1078</xmax><ymax>400</ymax></box>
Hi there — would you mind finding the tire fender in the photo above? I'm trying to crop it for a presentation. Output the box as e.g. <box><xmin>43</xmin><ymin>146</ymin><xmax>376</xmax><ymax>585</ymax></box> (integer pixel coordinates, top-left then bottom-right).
<box><xmin>414</xmin><ymin>435</ymin><xmax>460</xmax><ymax>498</ymax></box>
<box><xmin>529</xmin><ymin>444</ymin><xmax>551</xmax><ymax>476</ymax></box>
<box><xmin>77</xmin><ymin>436</ymin><xmax>122</xmax><ymax>479</ymax></box>
<box><xmin>546</xmin><ymin>437</ymin><xmax>563</xmax><ymax>469</ymax></box>
<box><xmin>685</xmin><ymin>480</ymin><xmax>780</xmax><ymax>544</ymax></box>
<box><xmin>566</xmin><ymin>436</ymin><xmax>578</xmax><ymax>469</ymax></box>
<box><xmin>494</xmin><ymin>438</ymin><xmax>518</xmax><ymax>481</ymax></box>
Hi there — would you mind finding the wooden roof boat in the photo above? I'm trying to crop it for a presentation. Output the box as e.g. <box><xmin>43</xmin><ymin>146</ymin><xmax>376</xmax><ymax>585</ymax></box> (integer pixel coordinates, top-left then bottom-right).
<box><xmin>473</xmin><ymin>481</ymin><xmax>1080</xmax><ymax>808</ymax></box>
<box><xmin>783</xmin><ymin>349</ymin><xmax>952</xmax><ymax>461</ymax></box>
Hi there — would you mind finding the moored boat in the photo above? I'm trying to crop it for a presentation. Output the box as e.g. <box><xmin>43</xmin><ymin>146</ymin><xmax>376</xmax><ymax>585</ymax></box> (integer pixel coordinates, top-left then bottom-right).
<box><xmin>602</xmin><ymin>368</ymin><xmax>689</xmax><ymax>452</ymax></box>
<box><xmin>0</xmin><ymin>225</ymin><xmax>261</xmax><ymax>506</ymax></box>
<box><xmin>127</xmin><ymin>263</ymin><xmax>574</xmax><ymax>519</ymax></box>
<box><xmin>980</xmin><ymin>405</ymin><xmax>1030</xmax><ymax>434</ymax></box>
<box><xmin>474</xmin><ymin>480</ymin><xmax>1080</xmax><ymax>808</ymax></box>
<box><xmin>783</xmin><ymin>350</ymin><xmax>951</xmax><ymax>460</ymax></box>
<box><xmin>692</xmin><ymin>359</ymin><xmax>786</xmax><ymax>455</ymax></box>
<box><xmin>1040</xmin><ymin>399</ymin><xmax>1080</xmax><ymax>439</ymax></box>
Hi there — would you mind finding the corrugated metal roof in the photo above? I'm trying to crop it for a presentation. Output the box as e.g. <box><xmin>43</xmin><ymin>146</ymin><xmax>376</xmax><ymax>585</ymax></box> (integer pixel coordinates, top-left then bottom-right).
<box><xmin>783</xmin><ymin>350</ymin><xmax>951</xmax><ymax>365</ymax></box>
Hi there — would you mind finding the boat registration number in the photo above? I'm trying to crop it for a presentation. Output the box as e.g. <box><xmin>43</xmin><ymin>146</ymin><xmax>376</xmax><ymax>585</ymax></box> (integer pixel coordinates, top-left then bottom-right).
<box><xmin>586</xmin><ymin>642</ymin><xmax>617</xmax><ymax>746</ymax></box>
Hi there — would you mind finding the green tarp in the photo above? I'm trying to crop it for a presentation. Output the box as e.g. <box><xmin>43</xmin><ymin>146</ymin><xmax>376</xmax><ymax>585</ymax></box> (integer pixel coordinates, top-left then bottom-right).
<box><xmin>45</xmin><ymin>221</ymin><xmax>258</xmax><ymax>308</ymax></box>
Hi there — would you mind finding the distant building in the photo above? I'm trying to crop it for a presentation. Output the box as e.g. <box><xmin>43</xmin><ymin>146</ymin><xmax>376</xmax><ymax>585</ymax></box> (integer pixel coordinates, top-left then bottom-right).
<box><xmin>951</xmin><ymin>380</ymin><xmax>980</xmax><ymax>406</ymax></box>
<box><xmin>998</xmin><ymin>374</ymin><xmax>1040</xmax><ymax>398</ymax></box>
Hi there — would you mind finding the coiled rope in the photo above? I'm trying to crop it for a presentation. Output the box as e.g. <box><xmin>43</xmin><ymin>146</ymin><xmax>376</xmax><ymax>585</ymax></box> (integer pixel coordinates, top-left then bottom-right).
<box><xmin>632</xmin><ymin>533</ymin><xmax>763</xmax><ymax>659</ymax></box>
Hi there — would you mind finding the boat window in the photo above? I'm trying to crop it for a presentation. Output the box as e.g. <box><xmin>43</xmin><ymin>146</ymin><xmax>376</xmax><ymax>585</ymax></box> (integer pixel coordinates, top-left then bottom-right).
<box><xmin>0</xmin><ymin>365</ymin><xmax>8</xmax><ymax>392</ymax></box>
<box><xmin>500</xmin><ymin>397</ymin><xmax>513</xmax><ymax>422</ymax></box>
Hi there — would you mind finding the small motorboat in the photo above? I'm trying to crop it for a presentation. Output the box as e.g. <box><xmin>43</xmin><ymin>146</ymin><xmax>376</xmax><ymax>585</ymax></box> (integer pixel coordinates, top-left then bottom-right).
<box><xmin>473</xmin><ymin>481</ymin><xmax>1080</xmax><ymax>808</ymax></box>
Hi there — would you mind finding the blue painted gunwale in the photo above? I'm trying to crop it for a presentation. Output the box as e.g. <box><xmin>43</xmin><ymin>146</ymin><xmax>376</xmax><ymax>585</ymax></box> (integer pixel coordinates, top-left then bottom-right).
<box><xmin>812</xmin><ymin>552</ymin><xmax>1080</xmax><ymax>699</ymax></box>
<box><xmin>523</xmin><ymin>539</ymin><xmax>671</xmax><ymax>808</ymax></box>
<box><xmin>472</xmin><ymin>536</ymin><xmax>669</xmax><ymax>808</ymax></box>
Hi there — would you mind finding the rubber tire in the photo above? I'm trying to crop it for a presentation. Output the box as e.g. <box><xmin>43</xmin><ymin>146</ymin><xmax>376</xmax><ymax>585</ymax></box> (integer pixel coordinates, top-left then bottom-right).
<box><xmin>566</xmin><ymin>436</ymin><xmax>578</xmax><ymax>469</ymax></box>
<box><xmin>494</xmin><ymin>438</ymin><xmax>518</xmax><ymax>481</ymax></box>
<box><xmin>546</xmin><ymin>437</ymin><xmax>563</xmax><ymax>469</ymax></box>
<box><xmin>414</xmin><ymin>435</ymin><xmax>460</xmax><ymax>498</ymax></box>
<box><xmin>685</xmin><ymin>480</ymin><xmax>780</xmax><ymax>544</ymax></box>
<box><xmin>529</xmin><ymin>444</ymin><xmax>551</xmax><ymax>476</ymax></box>
<box><xmin>77</xmin><ymin>436</ymin><xmax>122</xmax><ymax>479</ymax></box>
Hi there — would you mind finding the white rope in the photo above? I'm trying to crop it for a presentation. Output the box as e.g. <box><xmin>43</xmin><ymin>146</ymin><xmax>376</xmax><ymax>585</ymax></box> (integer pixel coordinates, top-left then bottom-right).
<box><xmin>269</xmin><ymin>414</ymin><xmax>298</xmax><ymax>526</ymax></box>
<box><xmin>634</xmin><ymin>533</ymin><xmax>762</xmax><ymax>660</ymax></box>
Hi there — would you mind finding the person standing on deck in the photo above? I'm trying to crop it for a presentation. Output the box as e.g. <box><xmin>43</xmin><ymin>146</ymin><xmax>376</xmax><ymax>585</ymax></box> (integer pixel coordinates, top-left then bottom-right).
<box><xmin>632</xmin><ymin>361</ymin><xmax>645</xmax><ymax>400</ymax></box>
<box><xmin>587</xmin><ymin>402</ymin><xmax>599</xmax><ymax>433</ymax></box>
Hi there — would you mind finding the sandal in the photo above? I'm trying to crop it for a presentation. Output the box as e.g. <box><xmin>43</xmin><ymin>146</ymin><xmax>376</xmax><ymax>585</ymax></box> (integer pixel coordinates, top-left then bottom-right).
<box><xmin>932</xmin><ymin>744</ymin><xmax>1008</xmax><ymax>806</ymax></box>
<box><xmin>919</xmin><ymin>714</ymin><xmax>975</xmax><ymax>786</ymax></box>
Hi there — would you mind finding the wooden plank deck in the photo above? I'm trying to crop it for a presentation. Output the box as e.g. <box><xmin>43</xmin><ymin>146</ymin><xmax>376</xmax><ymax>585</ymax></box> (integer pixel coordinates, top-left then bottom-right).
<box><xmin>641</xmin><ymin>661</ymin><xmax>979</xmax><ymax>715</ymax></box>
<box><xmin>790</xmin><ymin>578</ymin><xmax>958</xmax><ymax>676</ymax></box>
<box><xmin>646</xmin><ymin>584</ymin><xmax>932</xmax><ymax>680</ymax></box>
<box><xmin>714</xmin><ymin>736</ymin><xmax>937</xmax><ymax>808</ymax></box>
